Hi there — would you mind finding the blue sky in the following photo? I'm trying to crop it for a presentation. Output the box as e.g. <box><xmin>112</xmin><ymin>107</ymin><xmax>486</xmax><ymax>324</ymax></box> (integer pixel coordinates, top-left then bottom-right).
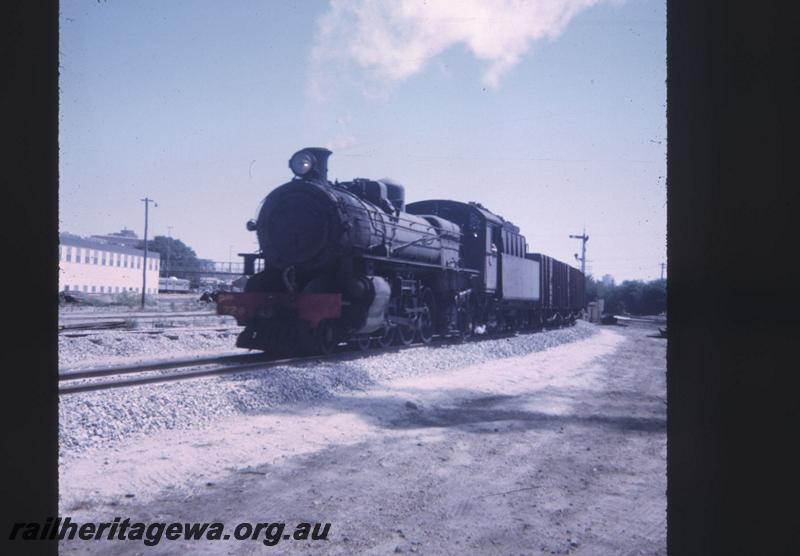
<box><xmin>59</xmin><ymin>0</ymin><xmax>665</xmax><ymax>281</ymax></box>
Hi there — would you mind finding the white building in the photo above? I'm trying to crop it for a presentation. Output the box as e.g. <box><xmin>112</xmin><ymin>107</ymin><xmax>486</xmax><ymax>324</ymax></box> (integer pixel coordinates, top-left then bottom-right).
<box><xmin>59</xmin><ymin>233</ymin><xmax>161</xmax><ymax>295</ymax></box>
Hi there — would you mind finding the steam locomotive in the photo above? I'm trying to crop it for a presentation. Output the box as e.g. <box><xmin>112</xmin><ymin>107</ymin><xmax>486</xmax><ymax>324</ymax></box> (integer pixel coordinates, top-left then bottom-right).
<box><xmin>217</xmin><ymin>147</ymin><xmax>585</xmax><ymax>354</ymax></box>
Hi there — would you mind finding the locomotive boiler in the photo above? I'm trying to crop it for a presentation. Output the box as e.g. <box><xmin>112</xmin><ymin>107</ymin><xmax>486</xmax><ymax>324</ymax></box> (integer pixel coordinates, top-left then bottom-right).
<box><xmin>254</xmin><ymin>148</ymin><xmax>460</xmax><ymax>271</ymax></box>
<box><xmin>217</xmin><ymin>147</ymin><xmax>585</xmax><ymax>354</ymax></box>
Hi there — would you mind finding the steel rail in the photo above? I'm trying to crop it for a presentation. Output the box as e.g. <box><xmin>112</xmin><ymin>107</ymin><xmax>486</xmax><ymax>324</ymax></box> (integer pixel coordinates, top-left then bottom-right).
<box><xmin>59</xmin><ymin>352</ymin><xmax>269</xmax><ymax>381</ymax></box>
<box><xmin>58</xmin><ymin>324</ymin><xmax>576</xmax><ymax>395</ymax></box>
<box><xmin>58</xmin><ymin>354</ymin><xmax>333</xmax><ymax>395</ymax></box>
<box><xmin>57</xmin><ymin>344</ymin><xmax>417</xmax><ymax>395</ymax></box>
<box><xmin>59</xmin><ymin>310</ymin><xmax>218</xmax><ymax>321</ymax></box>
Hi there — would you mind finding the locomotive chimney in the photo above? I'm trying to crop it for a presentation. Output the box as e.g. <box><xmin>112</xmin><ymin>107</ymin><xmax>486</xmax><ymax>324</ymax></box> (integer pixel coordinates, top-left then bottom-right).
<box><xmin>288</xmin><ymin>147</ymin><xmax>332</xmax><ymax>183</ymax></box>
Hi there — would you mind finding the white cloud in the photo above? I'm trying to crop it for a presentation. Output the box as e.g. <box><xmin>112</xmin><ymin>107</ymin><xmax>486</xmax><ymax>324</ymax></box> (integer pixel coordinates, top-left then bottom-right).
<box><xmin>309</xmin><ymin>0</ymin><xmax>609</xmax><ymax>98</ymax></box>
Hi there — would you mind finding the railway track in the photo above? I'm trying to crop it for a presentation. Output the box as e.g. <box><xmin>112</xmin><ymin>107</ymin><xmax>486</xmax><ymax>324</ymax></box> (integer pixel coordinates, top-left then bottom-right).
<box><xmin>59</xmin><ymin>310</ymin><xmax>218</xmax><ymax>321</ymax></box>
<box><xmin>59</xmin><ymin>343</ymin><xmax>411</xmax><ymax>395</ymax></box>
<box><xmin>58</xmin><ymin>311</ymin><xmax>231</xmax><ymax>333</ymax></box>
<box><xmin>59</xmin><ymin>335</ymin><xmax>503</xmax><ymax>395</ymax></box>
<box><xmin>60</xmin><ymin>352</ymin><xmax>312</xmax><ymax>395</ymax></box>
<box><xmin>60</xmin><ymin>325</ymin><xmax>240</xmax><ymax>338</ymax></box>
<box><xmin>58</xmin><ymin>323</ymin><xmax>582</xmax><ymax>395</ymax></box>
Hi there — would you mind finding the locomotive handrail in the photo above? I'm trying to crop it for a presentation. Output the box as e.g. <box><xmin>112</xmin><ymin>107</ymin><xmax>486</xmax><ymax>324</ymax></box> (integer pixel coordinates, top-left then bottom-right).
<box><xmin>359</xmin><ymin>206</ymin><xmax>465</xmax><ymax>240</ymax></box>
<box><xmin>342</xmin><ymin>202</ymin><xmax>447</xmax><ymax>252</ymax></box>
<box><xmin>389</xmin><ymin>235</ymin><xmax>439</xmax><ymax>255</ymax></box>
<box><xmin>343</xmin><ymin>200</ymin><xmax>466</xmax><ymax>240</ymax></box>
<box><xmin>361</xmin><ymin>254</ymin><xmax>480</xmax><ymax>273</ymax></box>
<box><xmin>346</xmin><ymin>197</ymin><xmax>388</xmax><ymax>249</ymax></box>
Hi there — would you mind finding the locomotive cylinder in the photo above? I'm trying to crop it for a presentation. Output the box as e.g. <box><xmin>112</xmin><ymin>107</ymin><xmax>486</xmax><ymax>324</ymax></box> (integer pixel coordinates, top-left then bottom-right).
<box><xmin>355</xmin><ymin>276</ymin><xmax>391</xmax><ymax>334</ymax></box>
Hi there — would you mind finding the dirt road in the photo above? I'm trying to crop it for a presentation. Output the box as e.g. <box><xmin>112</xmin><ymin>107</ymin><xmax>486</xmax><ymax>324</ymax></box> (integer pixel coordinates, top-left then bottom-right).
<box><xmin>60</xmin><ymin>322</ymin><xmax>665</xmax><ymax>555</ymax></box>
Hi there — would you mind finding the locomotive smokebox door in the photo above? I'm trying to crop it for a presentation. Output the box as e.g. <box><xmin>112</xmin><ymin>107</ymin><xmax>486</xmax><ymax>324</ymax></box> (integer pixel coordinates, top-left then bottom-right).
<box><xmin>256</xmin><ymin>181</ymin><xmax>340</xmax><ymax>270</ymax></box>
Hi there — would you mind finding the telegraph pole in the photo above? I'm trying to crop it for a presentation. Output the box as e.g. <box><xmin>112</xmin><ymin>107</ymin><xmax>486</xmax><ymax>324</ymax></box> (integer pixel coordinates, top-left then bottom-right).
<box><xmin>660</xmin><ymin>262</ymin><xmax>666</xmax><ymax>280</ymax></box>
<box><xmin>141</xmin><ymin>197</ymin><xmax>157</xmax><ymax>308</ymax></box>
<box><xmin>570</xmin><ymin>228</ymin><xmax>589</xmax><ymax>275</ymax></box>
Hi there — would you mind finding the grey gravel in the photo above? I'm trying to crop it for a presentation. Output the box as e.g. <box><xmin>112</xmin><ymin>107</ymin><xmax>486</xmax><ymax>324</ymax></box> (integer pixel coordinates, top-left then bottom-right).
<box><xmin>59</xmin><ymin>327</ymin><xmax>241</xmax><ymax>370</ymax></box>
<box><xmin>59</xmin><ymin>322</ymin><xmax>598</xmax><ymax>463</ymax></box>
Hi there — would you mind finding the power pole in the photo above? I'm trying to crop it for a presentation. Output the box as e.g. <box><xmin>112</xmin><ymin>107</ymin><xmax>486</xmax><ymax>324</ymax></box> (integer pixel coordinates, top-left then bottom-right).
<box><xmin>570</xmin><ymin>228</ymin><xmax>589</xmax><ymax>275</ymax></box>
<box><xmin>660</xmin><ymin>262</ymin><xmax>666</xmax><ymax>280</ymax></box>
<box><xmin>141</xmin><ymin>197</ymin><xmax>157</xmax><ymax>308</ymax></box>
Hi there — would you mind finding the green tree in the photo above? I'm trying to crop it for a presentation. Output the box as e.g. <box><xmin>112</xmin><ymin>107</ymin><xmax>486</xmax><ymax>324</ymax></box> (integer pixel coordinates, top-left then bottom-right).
<box><xmin>640</xmin><ymin>278</ymin><xmax>667</xmax><ymax>314</ymax></box>
<box><xmin>136</xmin><ymin>236</ymin><xmax>205</xmax><ymax>285</ymax></box>
<box><xmin>599</xmin><ymin>278</ymin><xmax>666</xmax><ymax>315</ymax></box>
<box><xmin>585</xmin><ymin>274</ymin><xmax>599</xmax><ymax>302</ymax></box>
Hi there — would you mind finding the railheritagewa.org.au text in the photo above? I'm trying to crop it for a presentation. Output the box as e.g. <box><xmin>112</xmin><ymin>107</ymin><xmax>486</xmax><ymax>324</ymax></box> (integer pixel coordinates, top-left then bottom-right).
<box><xmin>9</xmin><ymin>517</ymin><xmax>331</xmax><ymax>547</ymax></box>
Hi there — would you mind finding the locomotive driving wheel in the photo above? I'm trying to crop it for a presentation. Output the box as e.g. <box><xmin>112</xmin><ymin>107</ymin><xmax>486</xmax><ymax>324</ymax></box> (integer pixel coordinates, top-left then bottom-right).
<box><xmin>355</xmin><ymin>335</ymin><xmax>371</xmax><ymax>352</ymax></box>
<box><xmin>316</xmin><ymin>320</ymin><xmax>338</xmax><ymax>355</ymax></box>
<box><xmin>376</xmin><ymin>327</ymin><xmax>395</xmax><ymax>348</ymax></box>
<box><xmin>397</xmin><ymin>323</ymin><xmax>415</xmax><ymax>345</ymax></box>
<box><xmin>397</xmin><ymin>291</ymin><xmax>419</xmax><ymax>346</ymax></box>
<box><xmin>457</xmin><ymin>309</ymin><xmax>474</xmax><ymax>342</ymax></box>
<box><xmin>416</xmin><ymin>288</ymin><xmax>435</xmax><ymax>344</ymax></box>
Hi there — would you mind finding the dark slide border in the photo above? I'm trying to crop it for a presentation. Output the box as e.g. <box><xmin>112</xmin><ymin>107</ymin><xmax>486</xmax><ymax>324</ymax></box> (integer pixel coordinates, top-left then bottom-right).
<box><xmin>1</xmin><ymin>2</ymin><xmax>59</xmax><ymax>556</ymax></box>
<box><xmin>667</xmin><ymin>2</ymin><xmax>799</xmax><ymax>554</ymax></box>
<box><xmin>2</xmin><ymin>2</ymin><xmax>799</xmax><ymax>555</ymax></box>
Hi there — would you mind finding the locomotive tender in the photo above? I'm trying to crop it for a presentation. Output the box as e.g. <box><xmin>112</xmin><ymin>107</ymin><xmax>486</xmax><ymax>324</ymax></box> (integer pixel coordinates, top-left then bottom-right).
<box><xmin>217</xmin><ymin>147</ymin><xmax>585</xmax><ymax>354</ymax></box>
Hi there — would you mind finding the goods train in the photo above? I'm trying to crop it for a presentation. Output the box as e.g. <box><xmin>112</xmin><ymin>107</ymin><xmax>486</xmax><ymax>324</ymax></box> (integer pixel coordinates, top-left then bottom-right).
<box><xmin>217</xmin><ymin>147</ymin><xmax>585</xmax><ymax>354</ymax></box>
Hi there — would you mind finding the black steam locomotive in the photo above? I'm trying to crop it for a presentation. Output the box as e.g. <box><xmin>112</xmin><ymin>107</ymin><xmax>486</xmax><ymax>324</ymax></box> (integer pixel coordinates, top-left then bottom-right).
<box><xmin>217</xmin><ymin>147</ymin><xmax>585</xmax><ymax>354</ymax></box>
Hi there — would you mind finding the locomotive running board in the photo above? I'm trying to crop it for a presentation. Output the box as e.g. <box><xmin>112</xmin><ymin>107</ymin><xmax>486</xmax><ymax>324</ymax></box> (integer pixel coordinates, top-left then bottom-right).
<box><xmin>360</xmin><ymin>254</ymin><xmax>481</xmax><ymax>273</ymax></box>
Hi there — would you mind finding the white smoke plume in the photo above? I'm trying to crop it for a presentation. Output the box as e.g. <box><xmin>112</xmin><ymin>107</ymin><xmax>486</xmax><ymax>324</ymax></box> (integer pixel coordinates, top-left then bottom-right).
<box><xmin>309</xmin><ymin>0</ymin><xmax>611</xmax><ymax>98</ymax></box>
<box><xmin>325</xmin><ymin>115</ymin><xmax>358</xmax><ymax>151</ymax></box>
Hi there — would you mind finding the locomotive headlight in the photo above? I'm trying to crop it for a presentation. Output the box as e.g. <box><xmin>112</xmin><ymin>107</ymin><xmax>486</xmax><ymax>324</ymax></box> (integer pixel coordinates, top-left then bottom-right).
<box><xmin>289</xmin><ymin>150</ymin><xmax>316</xmax><ymax>177</ymax></box>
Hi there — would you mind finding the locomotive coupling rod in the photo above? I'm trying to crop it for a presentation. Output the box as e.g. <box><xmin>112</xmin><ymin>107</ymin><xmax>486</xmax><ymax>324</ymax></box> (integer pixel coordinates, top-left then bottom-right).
<box><xmin>387</xmin><ymin>315</ymin><xmax>415</xmax><ymax>327</ymax></box>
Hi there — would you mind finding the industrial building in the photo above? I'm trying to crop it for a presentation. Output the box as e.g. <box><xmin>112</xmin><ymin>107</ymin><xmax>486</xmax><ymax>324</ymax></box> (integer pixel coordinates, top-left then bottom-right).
<box><xmin>59</xmin><ymin>233</ymin><xmax>161</xmax><ymax>295</ymax></box>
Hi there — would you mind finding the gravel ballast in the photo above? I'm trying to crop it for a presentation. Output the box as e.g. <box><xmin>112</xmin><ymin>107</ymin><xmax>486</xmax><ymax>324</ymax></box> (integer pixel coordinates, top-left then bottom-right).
<box><xmin>58</xmin><ymin>327</ymin><xmax>241</xmax><ymax>370</ymax></box>
<box><xmin>59</xmin><ymin>322</ymin><xmax>598</xmax><ymax>462</ymax></box>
